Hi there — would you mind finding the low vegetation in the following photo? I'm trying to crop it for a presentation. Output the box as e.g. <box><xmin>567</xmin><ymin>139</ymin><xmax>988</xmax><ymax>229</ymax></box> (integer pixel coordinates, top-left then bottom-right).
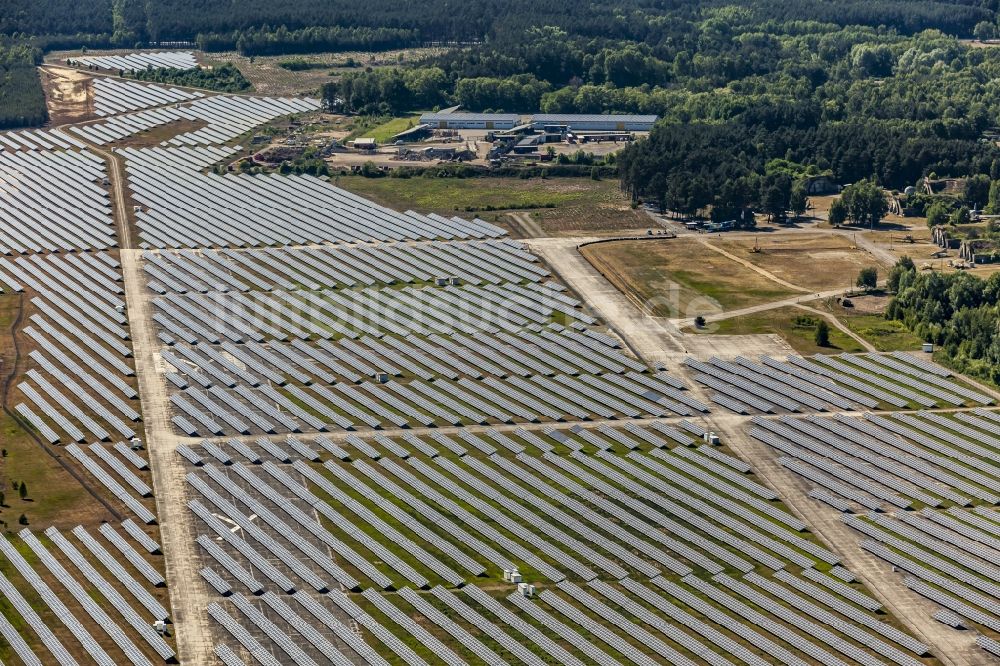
<box><xmin>689</xmin><ymin>307</ymin><xmax>865</xmax><ymax>355</ymax></box>
<box><xmin>582</xmin><ymin>239</ymin><xmax>798</xmax><ymax>317</ymax></box>
<box><xmin>336</xmin><ymin>173</ymin><xmax>622</xmax><ymax>217</ymax></box>
<box><xmin>127</xmin><ymin>62</ymin><xmax>251</xmax><ymax>92</ymax></box>
<box><xmin>345</xmin><ymin>114</ymin><xmax>423</xmax><ymax>143</ymax></box>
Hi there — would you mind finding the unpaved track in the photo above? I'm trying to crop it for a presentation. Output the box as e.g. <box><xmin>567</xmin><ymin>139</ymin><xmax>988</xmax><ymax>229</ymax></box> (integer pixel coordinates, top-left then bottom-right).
<box><xmin>794</xmin><ymin>303</ymin><xmax>877</xmax><ymax>352</ymax></box>
<box><xmin>529</xmin><ymin>236</ymin><xmax>791</xmax><ymax>366</ymax></box>
<box><xmin>508</xmin><ymin>211</ymin><xmax>543</xmax><ymax>238</ymax></box>
<box><xmin>698</xmin><ymin>239</ymin><xmax>812</xmax><ymax>293</ymax></box>
<box><xmin>121</xmin><ymin>249</ymin><xmax>214</xmax><ymax>665</ymax></box>
<box><xmin>723</xmin><ymin>425</ymin><xmax>983</xmax><ymax>666</ymax></box>
<box><xmin>528</xmin><ymin>237</ymin><xmax>687</xmax><ymax>365</ymax></box>
<box><xmin>531</xmin><ymin>236</ymin><xmax>979</xmax><ymax>664</ymax></box>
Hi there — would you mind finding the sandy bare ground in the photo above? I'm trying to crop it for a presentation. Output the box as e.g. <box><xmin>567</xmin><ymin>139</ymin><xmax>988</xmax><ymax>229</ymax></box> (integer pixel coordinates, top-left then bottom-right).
<box><xmin>121</xmin><ymin>247</ymin><xmax>215</xmax><ymax>666</ymax></box>
<box><xmin>39</xmin><ymin>65</ymin><xmax>95</xmax><ymax>124</ymax></box>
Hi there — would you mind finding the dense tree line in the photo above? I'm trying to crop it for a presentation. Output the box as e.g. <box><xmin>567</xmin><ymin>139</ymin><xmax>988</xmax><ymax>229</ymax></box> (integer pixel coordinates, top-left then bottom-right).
<box><xmin>0</xmin><ymin>41</ymin><xmax>46</xmax><ymax>128</ymax></box>
<box><xmin>195</xmin><ymin>26</ymin><xmax>419</xmax><ymax>56</ymax></box>
<box><xmin>0</xmin><ymin>0</ymin><xmax>112</xmax><ymax>39</ymax></box>
<box><xmin>723</xmin><ymin>0</ymin><xmax>994</xmax><ymax>36</ymax></box>
<box><xmin>886</xmin><ymin>259</ymin><xmax>1000</xmax><ymax>382</ymax></box>
<box><xmin>3</xmin><ymin>0</ymin><xmax>997</xmax><ymax>53</ymax></box>
<box><xmin>617</xmin><ymin>118</ymin><xmax>998</xmax><ymax>215</ymax></box>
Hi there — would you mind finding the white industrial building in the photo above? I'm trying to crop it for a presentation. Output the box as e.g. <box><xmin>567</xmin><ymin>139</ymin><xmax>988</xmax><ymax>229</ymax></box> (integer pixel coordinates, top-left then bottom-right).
<box><xmin>419</xmin><ymin>113</ymin><xmax>521</xmax><ymax>130</ymax></box>
<box><xmin>530</xmin><ymin>114</ymin><xmax>657</xmax><ymax>131</ymax></box>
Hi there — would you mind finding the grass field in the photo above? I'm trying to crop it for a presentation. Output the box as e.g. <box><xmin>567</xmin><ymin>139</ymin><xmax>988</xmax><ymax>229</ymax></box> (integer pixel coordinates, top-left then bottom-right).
<box><xmin>709</xmin><ymin>234</ymin><xmax>884</xmax><ymax>292</ymax></box>
<box><xmin>196</xmin><ymin>47</ymin><xmax>446</xmax><ymax>96</ymax></box>
<box><xmin>345</xmin><ymin>114</ymin><xmax>423</xmax><ymax>143</ymax></box>
<box><xmin>0</xmin><ymin>295</ymin><xmax>110</xmax><ymax>530</ymax></box>
<box><xmin>336</xmin><ymin>175</ymin><xmax>648</xmax><ymax>234</ymax></box>
<box><xmin>582</xmin><ymin>239</ymin><xmax>798</xmax><ymax>317</ymax></box>
<box><xmin>834</xmin><ymin>313</ymin><xmax>924</xmax><ymax>351</ymax></box>
<box><xmin>684</xmin><ymin>306</ymin><xmax>865</xmax><ymax>355</ymax></box>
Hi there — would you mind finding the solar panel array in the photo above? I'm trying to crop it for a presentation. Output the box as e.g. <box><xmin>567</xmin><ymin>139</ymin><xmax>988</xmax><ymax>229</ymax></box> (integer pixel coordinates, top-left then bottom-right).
<box><xmin>0</xmin><ymin>127</ymin><xmax>86</xmax><ymax>151</ymax></box>
<box><xmin>750</xmin><ymin>404</ymin><xmax>1000</xmax><ymax>659</ymax></box>
<box><xmin>71</xmin><ymin>94</ymin><xmax>320</xmax><ymax>147</ymax></box>
<box><xmin>68</xmin><ymin>51</ymin><xmax>199</xmax><ymax>72</ymax></box>
<box><xmin>0</xmin><ymin>148</ymin><xmax>115</xmax><ymax>253</ymax></box>
<box><xmin>121</xmin><ymin>146</ymin><xmax>506</xmax><ymax>248</ymax></box>
<box><xmin>151</xmin><ymin>244</ymin><xmax>703</xmax><ymax>436</ymax></box>
<box><xmin>688</xmin><ymin>353</ymin><xmax>989</xmax><ymax>415</ymax></box>
<box><xmin>182</xmin><ymin>424</ymin><xmax>929</xmax><ymax>666</ymax></box>
<box><xmin>0</xmin><ymin>65</ymin><xmax>964</xmax><ymax>665</ymax></box>
<box><xmin>92</xmin><ymin>77</ymin><xmax>203</xmax><ymax>116</ymax></box>
<box><xmin>6</xmin><ymin>253</ymin><xmax>148</xmax><ymax>475</ymax></box>
<box><xmin>0</xmin><ymin>526</ymin><xmax>173</xmax><ymax>665</ymax></box>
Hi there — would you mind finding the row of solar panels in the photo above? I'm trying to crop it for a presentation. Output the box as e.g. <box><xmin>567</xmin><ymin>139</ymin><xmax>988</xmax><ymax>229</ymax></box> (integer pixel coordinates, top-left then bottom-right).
<box><xmin>69</xmin><ymin>50</ymin><xmax>198</xmax><ymax>72</ymax></box>
<box><xmin>167</xmin><ymin>95</ymin><xmax>319</xmax><ymax>147</ymax></box>
<box><xmin>752</xmin><ymin>413</ymin><xmax>1000</xmax><ymax>514</ymax></box>
<box><xmin>6</xmin><ymin>252</ymin><xmax>143</xmax><ymax>472</ymax></box>
<box><xmin>92</xmin><ymin>76</ymin><xmax>203</xmax><ymax>116</ymax></box>
<box><xmin>851</xmin><ymin>511</ymin><xmax>1000</xmax><ymax>636</ymax></box>
<box><xmin>159</xmin><ymin>324</ymin><xmax>644</xmax><ymax>388</ymax></box>
<box><xmin>124</xmin><ymin>147</ymin><xmax>506</xmax><ymax>248</ymax></box>
<box><xmin>71</xmin><ymin>94</ymin><xmax>317</xmax><ymax>148</ymax></box>
<box><xmin>152</xmin><ymin>283</ymin><xmax>594</xmax><ymax>351</ymax></box>
<box><xmin>0</xmin><ymin>128</ymin><xmax>88</xmax><ymax>152</ymax></box>
<box><xmin>0</xmin><ymin>524</ymin><xmax>172</xmax><ymax>666</ymax></box>
<box><xmin>692</xmin><ymin>353</ymin><xmax>988</xmax><ymax>415</ymax></box>
<box><xmin>167</xmin><ymin>367</ymin><xmax>700</xmax><ymax>436</ymax></box>
<box><xmin>188</xmin><ymin>441</ymin><xmax>926</xmax><ymax>665</ymax></box>
<box><xmin>181</xmin><ymin>424</ymin><xmax>846</xmax><ymax>591</ymax></box>
<box><xmin>0</xmin><ymin>149</ymin><xmax>115</xmax><ymax>253</ymax></box>
<box><xmin>66</xmin><ymin>444</ymin><xmax>155</xmax><ymax>523</ymax></box>
<box><xmin>144</xmin><ymin>239</ymin><xmax>548</xmax><ymax>294</ymax></box>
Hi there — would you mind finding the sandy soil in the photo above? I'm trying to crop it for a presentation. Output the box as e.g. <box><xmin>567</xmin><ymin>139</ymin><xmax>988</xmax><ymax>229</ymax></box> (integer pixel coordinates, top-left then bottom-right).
<box><xmin>709</xmin><ymin>233</ymin><xmax>885</xmax><ymax>292</ymax></box>
<box><xmin>38</xmin><ymin>65</ymin><xmax>95</xmax><ymax>124</ymax></box>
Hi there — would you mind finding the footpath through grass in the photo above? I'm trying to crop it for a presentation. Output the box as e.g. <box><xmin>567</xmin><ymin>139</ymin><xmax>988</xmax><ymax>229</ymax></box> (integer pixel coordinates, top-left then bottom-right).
<box><xmin>582</xmin><ymin>239</ymin><xmax>798</xmax><ymax>317</ymax></box>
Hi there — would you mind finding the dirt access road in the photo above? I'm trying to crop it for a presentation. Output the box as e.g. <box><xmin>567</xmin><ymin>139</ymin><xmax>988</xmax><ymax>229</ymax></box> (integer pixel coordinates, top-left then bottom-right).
<box><xmin>533</xmin><ymin>234</ymin><xmax>982</xmax><ymax>664</ymax></box>
<box><xmin>120</xmin><ymin>248</ymin><xmax>215</xmax><ymax>665</ymax></box>
<box><xmin>528</xmin><ymin>236</ymin><xmax>793</xmax><ymax>369</ymax></box>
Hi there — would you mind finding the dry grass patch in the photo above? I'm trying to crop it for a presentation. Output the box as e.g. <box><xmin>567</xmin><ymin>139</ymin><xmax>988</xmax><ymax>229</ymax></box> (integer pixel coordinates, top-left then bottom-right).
<box><xmin>709</xmin><ymin>234</ymin><xmax>884</xmax><ymax>292</ymax></box>
<box><xmin>582</xmin><ymin>238</ymin><xmax>798</xmax><ymax>317</ymax></box>
<box><xmin>683</xmin><ymin>306</ymin><xmax>865</xmax><ymax>355</ymax></box>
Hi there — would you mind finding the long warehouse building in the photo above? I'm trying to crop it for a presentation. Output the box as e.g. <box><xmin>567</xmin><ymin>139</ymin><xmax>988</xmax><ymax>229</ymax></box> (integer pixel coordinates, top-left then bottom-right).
<box><xmin>530</xmin><ymin>113</ymin><xmax>657</xmax><ymax>131</ymax></box>
<box><xmin>418</xmin><ymin>113</ymin><xmax>521</xmax><ymax>130</ymax></box>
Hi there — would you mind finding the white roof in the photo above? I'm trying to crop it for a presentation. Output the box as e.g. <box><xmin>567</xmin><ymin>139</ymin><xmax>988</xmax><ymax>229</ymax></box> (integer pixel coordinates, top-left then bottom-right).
<box><xmin>420</xmin><ymin>113</ymin><xmax>520</xmax><ymax>122</ymax></box>
<box><xmin>531</xmin><ymin>114</ymin><xmax>657</xmax><ymax>123</ymax></box>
